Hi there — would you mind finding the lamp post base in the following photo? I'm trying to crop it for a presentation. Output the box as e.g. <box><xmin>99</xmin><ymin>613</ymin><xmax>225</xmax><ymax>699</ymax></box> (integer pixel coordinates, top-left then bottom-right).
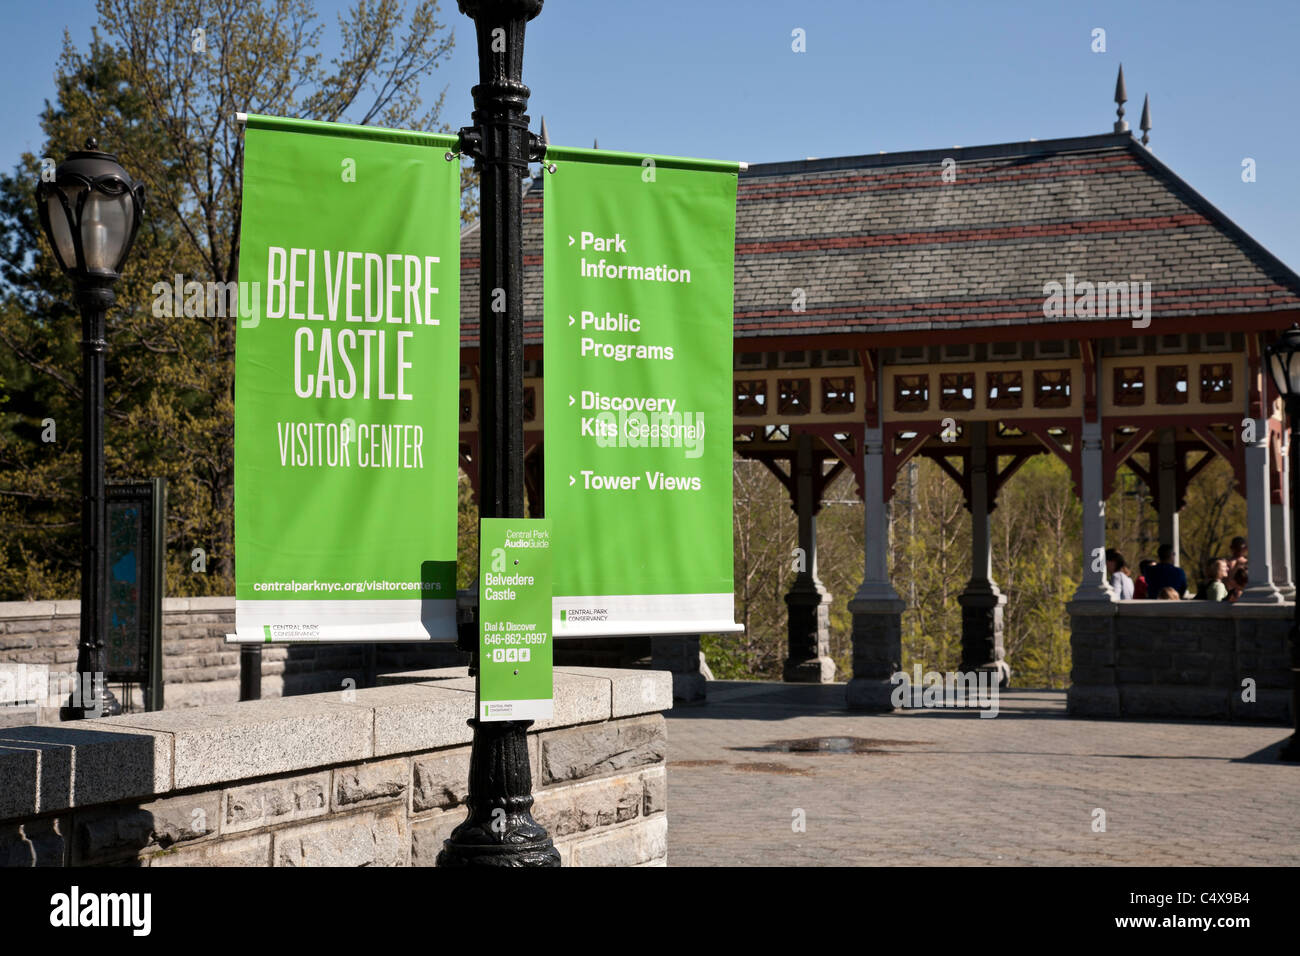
<box><xmin>437</xmin><ymin>838</ymin><xmax>561</xmax><ymax>867</ymax></box>
<box><xmin>436</xmin><ymin>718</ymin><xmax>561</xmax><ymax>867</ymax></box>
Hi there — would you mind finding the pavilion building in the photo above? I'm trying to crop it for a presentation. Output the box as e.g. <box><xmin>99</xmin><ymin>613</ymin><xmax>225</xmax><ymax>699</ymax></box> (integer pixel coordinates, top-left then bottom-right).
<box><xmin>457</xmin><ymin>72</ymin><xmax>1300</xmax><ymax>720</ymax></box>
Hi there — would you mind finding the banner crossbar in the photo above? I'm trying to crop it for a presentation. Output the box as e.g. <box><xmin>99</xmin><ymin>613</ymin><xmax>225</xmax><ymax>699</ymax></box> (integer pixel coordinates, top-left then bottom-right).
<box><xmin>544</xmin><ymin>143</ymin><xmax>743</xmax><ymax>174</ymax></box>
<box><xmin>236</xmin><ymin>112</ymin><xmax>459</xmax><ymax>150</ymax></box>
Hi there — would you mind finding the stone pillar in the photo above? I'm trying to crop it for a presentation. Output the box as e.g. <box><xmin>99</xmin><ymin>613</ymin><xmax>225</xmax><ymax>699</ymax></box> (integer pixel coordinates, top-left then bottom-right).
<box><xmin>957</xmin><ymin>422</ymin><xmax>1009</xmax><ymax>686</ymax></box>
<box><xmin>1157</xmin><ymin>428</ymin><xmax>1180</xmax><ymax>565</ymax></box>
<box><xmin>1067</xmin><ymin>416</ymin><xmax>1119</xmax><ymax>715</ymax></box>
<box><xmin>1272</xmin><ymin>452</ymin><xmax>1295</xmax><ymax>598</ymax></box>
<box><xmin>785</xmin><ymin>433</ymin><xmax>835</xmax><ymax>682</ymax></box>
<box><xmin>651</xmin><ymin>635</ymin><xmax>706</xmax><ymax>703</ymax></box>
<box><xmin>1073</xmin><ymin>419</ymin><xmax>1115</xmax><ymax>603</ymax></box>
<box><xmin>847</xmin><ymin>425</ymin><xmax>905</xmax><ymax>710</ymax></box>
<box><xmin>1240</xmin><ymin>415</ymin><xmax>1284</xmax><ymax>602</ymax></box>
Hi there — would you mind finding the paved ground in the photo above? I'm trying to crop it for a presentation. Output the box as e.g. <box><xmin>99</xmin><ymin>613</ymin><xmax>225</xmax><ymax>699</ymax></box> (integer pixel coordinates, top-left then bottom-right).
<box><xmin>663</xmin><ymin>682</ymin><xmax>1300</xmax><ymax>866</ymax></box>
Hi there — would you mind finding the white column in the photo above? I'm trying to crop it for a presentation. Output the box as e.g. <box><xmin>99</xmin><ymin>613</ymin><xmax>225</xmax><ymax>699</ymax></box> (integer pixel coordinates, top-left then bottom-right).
<box><xmin>1157</xmin><ymin>428</ymin><xmax>1180</xmax><ymax>566</ymax></box>
<box><xmin>847</xmin><ymin>424</ymin><xmax>905</xmax><ymax>711</ymax></box>
<box><xmin>967</xmin><ymin>422</ymin><xmax>995</xmax><ymax>588</ymax></box>
<box><xmin>1271</xmin><ymin>422</ymin><xmax>1294</xmax><ymax>597</ymax></box>
<box><xmin>854</xmin><ymin>426</ymin><xmax>900</xmax><ymax>602</ymax></box>
<box><xmin>1240</xmin><ymin>415</ymin><xmax>1283</xmax><ymax>602</ymax></box>
<box><xmin>1271</xmin><ymin>499</ymin><xmax>1293</xmax><ymax>595</ymax></box>
<box><xmin>1074</xmin><ymin>419</ymin><xmax>1115</xmax><ymax>602</ymax></box>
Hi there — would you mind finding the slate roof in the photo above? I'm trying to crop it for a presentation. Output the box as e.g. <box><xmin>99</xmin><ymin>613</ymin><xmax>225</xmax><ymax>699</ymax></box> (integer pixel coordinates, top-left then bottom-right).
<box><xmin>459</xmin><ymin>132</ymin><xmax>1300</xmax><ymax>351</ymax></box>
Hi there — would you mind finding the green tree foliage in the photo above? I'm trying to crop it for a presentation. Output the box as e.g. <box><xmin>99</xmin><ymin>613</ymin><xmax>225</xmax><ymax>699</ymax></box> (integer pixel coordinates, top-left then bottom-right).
<box><xmin>0</xmin><ymin>0</ymin><xmax>460</xmax><ymax>600</ymax></box>
<box><xmin>893</xmin><ymin>458</ymin><xmax>969</xmax><ymax>676</ymax></box>
<box><xmin>456</xmin><ymin>469</ymin><xmax>479</xmax><ymax>589</ymax></box>
<box><xmin>889</xmin><ymin>455</ymin><xmax>1080</xmax><ymax>686</ymax></box>
<box><xmin>993</xmin><ymin>455</ymin><xmax>1079</xmax><ymax>687</ymax></box>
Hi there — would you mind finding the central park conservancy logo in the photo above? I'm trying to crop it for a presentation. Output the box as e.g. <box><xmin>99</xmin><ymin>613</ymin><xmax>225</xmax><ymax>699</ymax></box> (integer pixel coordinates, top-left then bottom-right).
<box><xmin>262</xmin><ymin>623</ymin><xmax>321</xmax><ymax>641</ymax></box>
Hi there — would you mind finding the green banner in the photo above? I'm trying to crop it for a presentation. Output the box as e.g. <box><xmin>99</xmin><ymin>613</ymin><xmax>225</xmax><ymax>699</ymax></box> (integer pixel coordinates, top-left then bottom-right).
<box><xmin>479</xmin><ymin>518</ymin><xmax>553</xmax><ymax>721</ymax></box>
<box><xmin>543</xmin><ymin>147</ymin><xmax>743</xmax><ymax>636</ymax></box>
<box><xmin>232</xmin><ymin>115</ymin><xmax>461</xmax><ymax>642</ymax></box>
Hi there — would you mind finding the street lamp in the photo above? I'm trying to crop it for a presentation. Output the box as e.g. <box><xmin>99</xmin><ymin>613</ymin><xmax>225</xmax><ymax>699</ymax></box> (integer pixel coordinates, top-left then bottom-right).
<box><xmin>1265</xmin><ymin>323</ymin><xmax>1300</xmax><ymax>761</ymax></box>
<box><xmin>435</xmin><ymin>0</ymin><xmax>560</xmax><ymax>866</ymax></box>
<box><xmin>35</xmin><ymin>138</ymin><xmax>145</xmax><ymax>720</ymax></box>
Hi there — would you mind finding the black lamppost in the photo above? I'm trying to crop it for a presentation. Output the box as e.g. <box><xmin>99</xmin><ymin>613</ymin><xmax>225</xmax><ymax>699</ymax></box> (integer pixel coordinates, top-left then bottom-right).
<box><xmin>437</xmin><ymin>0</ymin><xmax>559</xmax><ymax>865</ymax></box>
<box><xmin>1265</xmin><ymin>323</ymin><xmax>1300</xmax><ymax>761</ymax></box>
<box><xmin>35</xmin><ymin>138</ymin><xmax>145</xmax><ymax>721</ymax></box>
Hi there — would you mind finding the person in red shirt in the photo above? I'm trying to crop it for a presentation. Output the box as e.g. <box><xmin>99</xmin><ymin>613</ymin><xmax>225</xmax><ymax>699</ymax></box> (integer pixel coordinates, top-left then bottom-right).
<box><xmin>1133</xmin><ymin>558</ymin><xmax>1156</xmax><ymax>599</ymax></box>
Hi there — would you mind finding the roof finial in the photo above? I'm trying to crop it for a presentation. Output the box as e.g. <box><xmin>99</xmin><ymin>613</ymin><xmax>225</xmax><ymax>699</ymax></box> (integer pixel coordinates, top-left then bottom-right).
<box><xmin>540</xmin><ymin>116</ymin><xmax>549</xmax><ymax>146</ymax></box>
<box><xmin>1139</xmin><ymin>94</ymin><xmax>1152</xmax><ymax>146</ymax></box>
<box><xmin>1114</xmin><ymin>64</ymin><xmax>1129</xmax><ymax>132</ymax></box>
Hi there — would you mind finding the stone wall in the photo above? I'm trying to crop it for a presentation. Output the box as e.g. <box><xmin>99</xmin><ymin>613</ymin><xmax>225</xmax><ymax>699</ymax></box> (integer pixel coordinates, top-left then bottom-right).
<box><xmin>1068</xmin><ymin>600</ymin><xmax>1294</xmax><ymax>721</ymax></box>
<box><xmin>0</xmin><ymin>598</ymin><xmax>466</xmax><ymax>725</ymax></box>
<box><xmin>0</xmin><ymin>666</ymin><xmax>671</xmax><ymax>867</ymax></box>
<box><xmin>0</xmin><ymin>599</ymin><xmax>716</xmax><ymax>722</ymax></box>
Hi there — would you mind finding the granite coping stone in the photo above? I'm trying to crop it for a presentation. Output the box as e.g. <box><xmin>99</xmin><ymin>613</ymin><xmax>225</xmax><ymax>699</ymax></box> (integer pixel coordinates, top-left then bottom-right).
<box><xmin>0</xmin><ymin>745</ymin><xmax>41</xmax><ymax>819</ymax></box>
<box><xmin>548</xmin><ymin>667</ymin><xmax>673</xmax><ymax>719</ymax></box>
<box><xmin>402</xmin><ymin>670</ymin><xmax>609</xmax><ymax>729</ymax></box>
<box><xmin>0</xmin><ymin>667</ymin><xmax>665</xmax><ymax>814</ymax></box>
<box><xmin>0</xmin><ymin>601</ymin><xmax>59</xmax><ymax>619</ymax></box>
<box><xmin>340</xmin><ymin>683</ymin><xmax>475</xmax><ymax>757</ymax></box>
<box><xmin>97</xmin><ymin>696</ymin><xmax>374</xmax><ymax>791</ymax></box>
<box><xmin>170</xmin><ymin>596</ymin><xmax>236</xmax><ymax>612</ymax></box>
<box><xmin>0</xmin><ymin>724</ymin><xmax>173</xmax><ymax>820</ymax></box>
<box><xmin>384</xmin><ymin>666</ymin><xmax>672</xmax><ymax>723</ymax></box>
<box><xmin>0</xmin><ymin>596</ymin><xmax>236</xmax><ymax>618</ymax></box>
<box><xmin>0</xmin><ymin>600</ymin><xmax>89</xmax><ymax>621</ymax></box>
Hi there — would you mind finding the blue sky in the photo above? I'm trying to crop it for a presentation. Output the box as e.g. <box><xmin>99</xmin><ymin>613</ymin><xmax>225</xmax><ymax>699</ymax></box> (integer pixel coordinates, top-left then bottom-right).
<box><xmin>4</xmin><ymin>0</ymin><xmax>1298</xmax><ymax>268</ymax></box>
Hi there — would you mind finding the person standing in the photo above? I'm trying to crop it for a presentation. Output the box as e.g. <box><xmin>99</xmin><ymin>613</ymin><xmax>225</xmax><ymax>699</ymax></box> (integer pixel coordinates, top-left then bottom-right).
<box><xmin>1228</xmin><ymin>536</ymin><xmax>1249</xmax><ymax>576</ymax></box>
<box><xmin>1226</xmin><ymin>565</ymin><xmax>1250</xmax><ymax>603</ymax></box>
<box><xmin>1134</xmin><ymin>558</ymin><xmax>1156</xmax><ymax>599</ymax></box>
<box><xmin>1144</xmin><ymin>543</ymin><xmax>1187</xmax><ymax>599</ymax></box>
<box><xmin>1199</xmin><ymin>558</ymin><xmax>1229</xmax><ymax>601</ymax></box>
<box><xmin>1105</xmin><ymin>549</ymin><xmax>1134</xmax><ymax>600</ymax></box>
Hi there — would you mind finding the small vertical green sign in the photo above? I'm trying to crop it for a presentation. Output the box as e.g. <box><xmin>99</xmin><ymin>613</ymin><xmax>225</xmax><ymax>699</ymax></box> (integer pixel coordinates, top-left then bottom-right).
<box><xmin>479</xmin><ymin>518</ymin><xmax>553</xmax><ymax>722</ymax></box>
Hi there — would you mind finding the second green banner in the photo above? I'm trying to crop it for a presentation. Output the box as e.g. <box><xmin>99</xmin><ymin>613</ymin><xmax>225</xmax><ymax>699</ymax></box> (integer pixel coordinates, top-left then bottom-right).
<box><xmin>543</xmin><ymin>147</ymin><xmax>742</xmax><ymax>636</ymax></box>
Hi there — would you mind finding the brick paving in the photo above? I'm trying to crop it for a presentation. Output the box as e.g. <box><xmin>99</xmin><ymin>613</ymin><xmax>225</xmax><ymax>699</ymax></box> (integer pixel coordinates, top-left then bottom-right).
<box><xmin>663</xmin><ymin>682</ymin><xmax>1300</xmax><ymax>866</ymax></box>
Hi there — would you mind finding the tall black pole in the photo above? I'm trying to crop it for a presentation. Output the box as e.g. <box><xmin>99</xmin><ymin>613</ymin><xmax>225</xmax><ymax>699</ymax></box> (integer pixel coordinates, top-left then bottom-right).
<box><xmin>438</xmin><ymin>0</ymin><xmax>559</xmax><ymax>866</ymax></box>
<box><xmin>62</xmin><ymin>277</ymin><xmax>121</xmax><ymax>720</ymax></box>
<box><xmin>239</xmin><ymin>644</ymin><xmax>262</xmax><ymax>701</ymax></box>
<box><xmin>1282</xmin><ymin>405</ymin><xmax>1300</xmax><ymax>761</ymax></box>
